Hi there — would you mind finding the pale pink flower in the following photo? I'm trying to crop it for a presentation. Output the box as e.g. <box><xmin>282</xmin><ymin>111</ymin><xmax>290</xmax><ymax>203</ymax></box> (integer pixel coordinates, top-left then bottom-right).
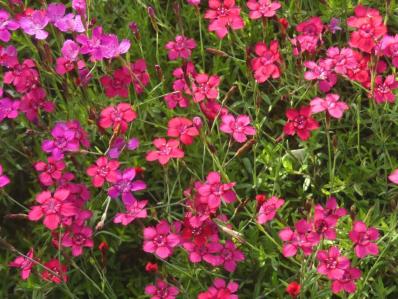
<box><xmin>310</xmin><ymin>94</ymin><xmax>349</xmax><ymax>119</ymax></box>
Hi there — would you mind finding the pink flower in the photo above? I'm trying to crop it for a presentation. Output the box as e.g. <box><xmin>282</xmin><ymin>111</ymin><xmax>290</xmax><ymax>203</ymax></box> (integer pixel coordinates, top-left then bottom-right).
<box><xmin>41</xmin><ymin>259</ymin><xmax>68</xmax><ymax>284</ymax></box>
<box><xmin>183</xmin><ymin>239</ymin><xmax>223</xmax><ymax>265</ymax></box>
<box><xmin>0</xmin><ymin>9</ymin><xmax>20</xmax><ymax>42</ymax></box>
<box><xmin>114</xmin><ymin>199</ymin><xmax>148</xmax><ymax>225</ymax></box>
<box><xmin>62</xmin><ymin>224</ymin><xmax>94</xmax><ymax>256</ymax></box>
<box><xmin>279</xmin><ymin>219</ymin><xmax>320</xmax><ymax>257</ymax></box>
<box><xmin>28</xmin><ymin>188</ymin><xmax>77</xmax><ymax>230</ymax></box>
<box><xmin>146</xmin><ymin>138</ymin><xmax>184</xmax><ymax>165</ymax></box>
<box><xmin>316</xmin><ymin>246</ymin><xmax>350</xmax><ymax>280</ymax></box>
<box><xmin>219</xmin><ymin>240</ymin><xmax>245</xmax><ymax>272</ymax></box>
<box><xmin>0</xmin><ymin>97</ymin><xmax>20</xmax><ymax>122</ymax></box>
<box><xmin>247</xmin><ymin>0</ymin><xmax>281</xmax><ymax>19</ymax></box>
<box><xmin>192</xmin><ymin>73</ymin><xmax>220</xmax><ymax>102</ymax></box>
<box><xmin>313</xmin><ymin>209</ymin><xmax>338</xmax><ymax>240</ymax></box>
<box><xmin>198</xmin><ymin>278</ymin><xmax>239</xmax><ymax>299</ymax></box>
<box><xmin>325</xmin><ymin>47</ymin><xmax>358</xmax><ymax>75</ymax></box>
<box><xmin>72</xmin><ymin>0</ymin><xmax>87</xmax><ymax>17</ymax></box>
<box><xmin>46</xmin><ymin>3</ymin><xmax>66</xmax><ymax>23</ymax></box>
<box><xmin>347</xmin><ymin>5</ymin><xmax>386</xmax><ymax>53</ymax></box>
<box><xmin>331</xmin><ymin>268</ymin><xmax>362</xmax><ymax>294</ymax></box>
<box><xmin>86</xmin><ymin>156</ymin><xmax>120</xmax><ymax>188</ymax></box>
<box><xmin>310</xmin><ymin>94</ymin><xmax>349</xmax><ymax>119</ymax></box>
<box><xmin>379</xmin><ymin>34</ymin><xmax>398</xmax><ymax>67</ymax></box>
<box><xmin>296</xmin><ymin>16</ymin><xmax>323</xmax><ymax>37</ymax></box>
<box><xmin>372</xmin><ymin>75</ymin><xmax>398</xmax><ymax>104</ymax></box>
<box><xmin>129</xmin><ymin>58</ymin><xmax>150</xmax><ymax>94</ymax></box>
<box><xmin>61</xmin><ymin>40</ymin><xmax>80</xmax><ymax>61</ymax></box>
<box><xmin>54</xmin><ymin>13</ymin><xmax>85</xmax><ymax>33</ymax></box>
<box><xmin>145</xmin><ymin>279</ymin><xmax>179</xmax><ymax>299</ymax></box>
<box><xmin>314</xmin><ymin>197</ymin><xmax>347</xmax><ymax>222</ymax></box>
<box><xmin>220</xmin><ymin>114</ymin><xmax>256</xmax><ymax>143</ymax></box>
<box><xmin>250</xmin><ymin>40</ymin><xmax>281</xmax><ymax>83</ymax></box>
<box><xmin>204</xmin><ymin>0</ymin><xmax>244</xmax><ymax>39</ymax></box>
<box><xmin>9</xmin><ymin>249</ymin><xmax>35</xmax><ymax>280</ymax></box>
<box><xmin>348</xmin><ymin>221</ymin><xmax>379</xmax><ymax>258</ymax></box>
<box><xmin>0</xmin><ymin>164</ymin><xmax>10</xmax><ymax>187</ymax></box>
<box><xmin>197</xmin><ymin>171</ymin><xmax>237</xmax><ymax>209</ymax></box>
<box><xmin>165</xmin><ymin>35</ymin><xmax>197</xmax><ymax>60</ymax></box>
<box><xmin>143</xmin><ymin>220</ymin><xmax>180</xmax><ymax>259</ymax></box>
<box><xmin>19</xmin><ymin>10</ymin><xmax>49</xmax><ymax>40</ymax></box>
<box><xmin>257</xmin><ymin>196</ymin><xmax>284</xmax><ymax>224</ymax></box>
<box><xmin>108</xmin><ymin>168</ymin><xmax>147</xmax><ymax>205</ymax></box>
<box><xmin>304</xmin><ymin>60</ymin><xmax>337</xmax><ymax>92</ymax></box>
<box><xmin>283</xmin><ymin>106</ymin><xmax>319</xmax><ymax>141</ymax></box>
<box><xmin>20</xmin><ymin>88</ymin><xmax>55</xmax><ymax>122</ymax></box>
<box><xmin>100</xmin><ymin>68</ymin><xmax>132</xmax><ymax>98</ymax></box>
<box><xmin>34</xmin><ymin>157</ymin><xmax>65</xmax><ymax>186</ymax></box>
<box><xmin>164</xmin><ymin>91</ymin><xmax>189</xmax><ymax>109</ymax></box>
<box><xmin>0</xmin><ymin>45</ymin><xmax>18</xmax><ymax>68</ymax></box>
<box><xmin>200</xmin><ymin>99</ymin><xmax>228</xmax><ymax>120</ymax></box>
<box><xmin>388</xmin><ymin>169</ymin><xmax>398</xmax><ymax>184</ymax></box>
<box><xmin>167</xmin><ymin>117</ymin><xmax>200</xmax><ymax>145</ymax></box>
<box><xmin>4</xmin><ymin>59</ymin><xmax>39</xmax><ymax>94</ymax></box>
<box><xmin>99</xmin><ymin>103</ymin><xmax>137</xmax><ymax>133</ymax></box>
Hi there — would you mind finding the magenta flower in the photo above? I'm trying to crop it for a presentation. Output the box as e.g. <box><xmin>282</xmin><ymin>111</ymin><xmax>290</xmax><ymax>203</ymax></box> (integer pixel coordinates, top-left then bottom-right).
<box><xmin>72</xmin><ymin>0</ymin><xmax>87</xmax><ymax>17</ymax></box>
<box><xmin>114</xmin><ymin>199</ymin><xmax>148</xmax><ymax>225</ymax></box>
<box><xmin>349</xmin><ymin>221</ymin><xmax>379</xmax><ymax>258</ymax></box>
<box><xmin>372</xmin><ymin>75</ymin><xmax>398</xmax><ymax>104</ymax></box>
<box><xmin>46</xmin><ymin>3</ymin><xmax>66</xmax><ymax>23</ymax></box>
<box><xmin>108</xmin><ymin>168</ymin><xmax>146</xmax><ymax>205</ymax></box>
<box><xmin>62</xmin><ymin>224</ymin><xmax>94</xmax><ymax>256</ymax></box>
<box><xmin>197</xmin><ymin>171</ymin><xmax>237</xmax><ymax>209</ymax></box>
<box><xmin>20</xmin><ymin>88</ymin><xmax>55</xmax><ymax>122</ymax></box>
<box><xmin>28</xmin><ymin>188</ymin><xmax>77</xmax><ymax>230</ymax></box>
<box><xmin>291</xmin><ymin>34</ymin><xmax>320</xmax><ymax>56</ymax></box>
<box><xmin>313</xmin><ymin>209</ymin><xmax>338</xmax><ymax>240</ymax></box>
<box><xmin>192</xmin><ymin>73</ymin><xmax>220</xmax><ymax>102</ymax></box>
<box><xmin>145</xmin><ymin>279</ymin><xmax>179</xmax><ymax>299</ymax></box>
<box><xmin>379</xmin><ymin>34</ymin><xmax>398</xmax><ymax>67</ymax></box>
<box><xmin>167</xmin><ymin>117</ymin><xmax>200</xmax><ymax>145</ymax></box>
<box><xmin>250</xmin><ymin>40</ymin><xmax>281</xmax><ymax>83</ymax></box>
<box><xmin>0</xmin><ymin>9</ymin><xmax>19</xmax><ymax>42</ymax></box>
<box><xmin>0</xmin><ymin>45</ymin><xmax>18</xmax><ymax>67</ymax></box>
<box><xmin>164</xmin><ymin>91</ymin><xmax>189</xmax><ymax>109</ymax></box>
<box><xmin>86</xmin><ymin>156</ymin><xmax>120</xmax><ymax>188</ymax></box>
<box><xmin>34</xmin><ymin>157</ymin><xmax>66</xmax><ymax>186</ymax></box>
<box><xmin>220</xmin><ymin>114</ymin><xmax>256</xmax><ymax>143</ymax></box>
<box><xmin>0</xmin><ymin>97</ymin><xmax>20</xmax><ymax>122</ymax></box>
<box><xmin>328</xmin><ymin>18</ymin><xmax>341</xmax><ymax>34</ymax></box>
<box><xmin>325</xmin><ymin>47</ymin><xmax>358</xmax><ymax>75</ymax></box>
<box><xmin>200</xmin><ymin>99</ymin><xmax>228</xmax><ymax>121</ymax></box>
<box><xmin>247</xmin><ymin>0</ymin><xmax>281</xmax><ymax>19</ymax></box>
<box><xmin>283</xmin><ymin>106</ymin><xmax>319</xmax><ymax>141</ymax></box>
<box><xmin>316</xmin><ymin>246</ymin><xmax>350</xmax><ymax>280</ymax></box>
<box><xmin>347</xmin><ymin>5</ymin><xmax>386</xmax><ymax>53</ymax></box>
<box><xmin>4</xmin><ymin>59</ymin><xmax>39</xmax><ymax>94</ymax></box>
<box><xmin>19</xmin><ymin>10</ymin><xmax>49</xmax><ymax>40</ymax></box>
<box><xmin>99</xmin><ymin>103</ymin><xmax>137</xmax><ymax>133</ymax></box>
<box><xmin>310</xmin><ymin>94</ymin><xmax>349</xmax><ymax>119</ymax></box>
<box><xmin>42</xmin><ymin>122</ymin><xmax>80</xmax><ymax>160</ymax></box>
<box><xmin>9</xmin><ymin>248</ymin><xmax>35</xmax><ymax>280</ymax></box>
<box><xmin>304</xmin><ymin>60</ymin><xmax>337</xmax><ymax>92</ymax></box>
<box><xmin>183</xmin><ymin>239</ymin><xmax>223</xmax><ymax>265</ymax></box>
<box><xmin>146</xmin><ymin>138</ymin><xmax>184</xmax><ymax>165</ymax></box>
<box><xmin>143</xmin><ymin>220</ymin><xmax>180</xmax><ymax>259</ymax></box>
<box><xmin>54</xmin><ymin>13</ymin><xmax>85</xmax><ymax>33</ymax></box>
<box><xmin>388</xmin><ymin>169</ymin><xmax>398</xmax><ymax>184</ymax></box>
<box><xmin>165</xmin><ymin>35</ymin><xmax>197</xmax><ymax>60</ymax></box>
<box><xmin>0</xmin><ymin>164</ymin><xmax>10</xmax><ymax>188</ymax></box>
<box><xmin>279</xmin><ymin>219</ymin><xmax>320</xmax><ymax>257</ymax></box>
<box><xmin>100</xmin><ymin>68</ymin><xmax>131</xmax><ymax>98</ymax></box>
<box><xmin>314</xmin><ymin>197</ymin><xmax>347</xmax><ymax>222</ymax></box>
<box><xmin>296</xmin><ymin>16</ymin><xmax>323</xmax><ymax>36</ymax></box>
<box><xmin>331</xmin><ymin>267</ymin><xmax>362</xmax><ymax>294</ymax></box>
<box><xmin>129</xmin><ymin>59</ymin><xmax>150</xmax><ymax>94</ymax></box>
<box><xmin>257</xmin><ymin>196</ymin><xmax>284</xmax><ymax>224</ymax></box>
<box><xmin>219</xmin><ymin>240</ymin><xmax>245</xmax><ymax>272</ymax></box>
<box><xmin>198</xmin><ymin>278</ymin><xmax>239</xmax><ymax>299</ymax></box>
<box><xmin>41</xmin><ymin>259</ymin><xmax>68</xmax><ymax>284</ymax></box>
<box><xmin>204</xmin><ymin>0</ymin><xmax>244</xmax><ymax>39</ymax></box>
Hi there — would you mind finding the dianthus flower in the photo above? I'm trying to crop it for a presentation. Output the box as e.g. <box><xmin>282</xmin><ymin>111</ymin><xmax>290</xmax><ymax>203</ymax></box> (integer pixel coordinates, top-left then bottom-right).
<box><xmin>9</xmin><ymin>249</ymin><xmax>35</xmax><ymax>280</ymax></box>
<box><xmin>219</xmin><ymin>240</ymin><xmax>245</xmax><ymax>272</ymax></box>
<box><xmin>310</xmin><ymin>93</ymin><xmax>349</xmax><ymax>119</ymax></box>
<box><xmin>143</xmin><ymin>220</ymin><xmax>180</xmax><ymax>259</ymax></box>
<box><xmin>347</xmin><ymin>5</ymin><xmax>386</xmax><ymax>53</ymax></box>
<box><xmin>19</xmin><ymin>10</ymin><xmax>49</xmax><ymax>40</ymax></box>
<box><xmin>167</xmin><ymin>117</ymin><xmax>200</xmax><ymax>145</ymax></box>
<box><xmin>348</xmin><ymin>221</ymin><xmax>379</xmax><ymax>258</ymax></box>
<box><xmin>145</xmin><ymin>279</ymin><xmax>179</xmax><ymax>299</ymax></box>
<box><xmin>296</xmin><ymin>16</ymin><xmax>323</xmax><ymax>37</ymax></box>
<box><xmin>198</xmin><ymin>278</ymin><xmax>239</xmax><ymax>299</ymax></box>
<box><xmin>388</xmin><ymin>169</ymin><xmax>398</xmax><ymax>184</ymax></box>
<box><xmin>86</xmin><ymin>156</ymin><xmax>120</xmax><ymax>188</ymax></box>
<box><xmin>62</xmin><ymin>224</ymin><xmax>94</xmax><ymax>256</ymax></box>
<box><xmin>108</xmin><ymin>168</ymin><xmax>146</xmax><ymax>205</ymax></box>
<box><xmin>204</xmin><ymin>0</ymin><xmax>244</xmax><ymax>39</ymax></box>
<box><xmin>4</xmin><ymin>59</ymin><xmax>39</xmax><ymax>94</ymax></box>
<box><xmin>220</xmin><ymin>114</ymin><xmax>256</xmax><ymax>143</ymax></box>
<box><xmin>250</xmin><ymin>40</ymin><xmax>281</xmax><ymax>83</ymax></box>
<box><xmin>257</xmin><ymin>196</ymin><xmax>284</xmax><ymax>224</ymax></box>
<box><xmin>114</xmin><ymin>199</ymin><xmax>148</xmax><ymax>225</ymax></box>
<box><xmin>200</xmin><ymin>99</ymin><xmax>228</xmax><ymax>120</ymax></box>
<box><xmin>191</xmin><ymin>73</ymin><xmax>220</xmax><ymax>102</ymax></box>
<box><xmin>0</xmin><ymin>9</ymin><xmax>19</xmax><ymax>42</ymax></box>
<box><xmin>99</xmin><ymin>102</ymin><xmax>137</xmax><ymax>133</ymax></box>
<box><xmin>247</xmin><ymin>0</ymin><xmax>281</xmax><ymax>19</ymax></box>
<box><xmin>379</xmin><ymin>34</ymin><xmax>398</xmax><ymax>67</ymax></box>
<box><xmin>100</xmin><ymin>68</ymin><xmax>132</xmax><ymax>98</ymax></box>
<box><xmin>0</xmin><ymin>45</ymin><xmax>18</xmax><ymax>67</ymax></box>
<box><xmin>165</xmin><ymin>35</ymin><xmax>197</xmax><ymax>60</ymax></box>
<box><xmin>286</xmin><ymin>281</ymin><xmax>301</xmax><ymax>298</ymax></box>
<box><xmin>0</xmin><ymin>96</ymin><xmax>19</xmax><ymax>122</ymax></box>
<box><xmin>304</xmin><ymin>60</ymin><xmax>337</xmax><ymax>92</ymax></box>
<box><xmin>129</xmin><ymin>58</ymin><xmax>150</xmax><ymax>94</ymax></box>
<box><xmin>20</xmin><ymin>88</ymin><xmax>54</xmax><ymax>122</ymax></box>
<box><xmin>314</xmin><ymin>197</ymin><xmax>347</xmax><ymax>221</ymax></box>
<box><xmin>28</xmin><ymin>188</ymin><xmax>77</xmax><ymax>230</ymax></box>
<box><xmin>54</xmin><ymin>13</ymin><xmax>85</xmax><ymax>33</ymax></box>
<box><xmin>146</xmin><ymin>138</ymin><xmax>184</xmax><ymax>165</ymax></box>
<box><xmin>372</xmin><ymin>75</ymin><xmax>398</xmax><ymax>104</ymax></box>
<box><xmin>316</xmin><ymin>246</ymin><xmax>350</xmax><ymax>280</ymax></box>
<box><xmin>283</xmin><ymin>106</ymin><xmax>319</xmax><ymax>141</ymax></box>
<box><xmin>41</xmin><ymin>259</ymin><xmax>68</xmax><ymax>284</ymax></box>
<box><xmin>325</xmin><ymin>47</ymin><xmax>358</xmax><ymax>75</ymax></box>
<box><xmin>72</xmin><ymin>0</ymin><xmax>87</xmax><ymax>17</ymax></box>
<box><xmin>331</xmin><ymin>268</ymin><xmax>362</xmax><ymax>294</ymax></box>
<box><xmin>0</xmin><ymin>164</ymin><xmax>10</xmax><ymax>188</ymax></box>
<box><xmin>34</xmin><ymin>157</ymin><xmax>65</xmax><ymax>186</ymax></box>
<box><xmin>183</xmin><ymin>239</ymin><xmax>223</xmax><ymax>265</ymax></box>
